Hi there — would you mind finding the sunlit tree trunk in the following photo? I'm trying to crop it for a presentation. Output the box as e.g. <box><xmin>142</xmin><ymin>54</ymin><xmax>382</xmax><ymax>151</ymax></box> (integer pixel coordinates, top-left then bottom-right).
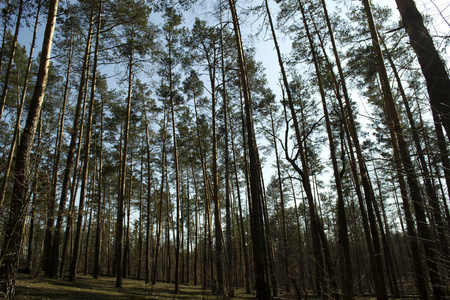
<box><xmin>0</xmin><ymin>0</ymin><xmax>41</xmax><ymax>207</ymax></box>
<box><xmin>0</xmin><ymin>0</ymin><xmax>59</xmax><ymax>295</ymax></box>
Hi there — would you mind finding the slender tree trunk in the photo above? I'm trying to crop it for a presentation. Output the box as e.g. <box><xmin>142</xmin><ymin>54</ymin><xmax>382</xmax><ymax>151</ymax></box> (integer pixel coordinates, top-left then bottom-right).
<box><xmin>432</xmin><ymin>111</ymin><xmax>450</xmax><ymax>201</ymax></box>
<box><xmin>0</xmin><ymin>0</ymin><xmax>41</xmax><ymax>207</ymax></box>
<box><xmin>93</xmin><ymin>1</ymin><xmax>104</xmax><ymax>279</ymax></box>
<box><xmin>26</xmin><ymin>189</ymin><xmax>38</xmax><ymax>273</ymax></box>
<box><xmin>60</xmin><ymin>92</ymin><xmax>88</xmax><ymax>278</ymax></box>
<box><xmin>220</xmin><ymin>19</ymin><xmax>234</xmax><ymax>297</ymax></box>
<box><xmin>143</xmin><ymin>109</ymin><xmax>153</xmax><ymax>283</ymax></box>
<box><xmin>144</xmin><ymin>125</ymin><xmax>152</xmax><ymax>284</ymax></box>
<box><xmin>205</xmin><ymin>44</ymin><xmax>226</xmax><ymax>296</ymax></box>
<box><xmin>0</xmin><ymin>0</ymin><xmax>11</xmax><ymax>77</ymax></box>
<box><xmin>68</xmin><ymin>7</ymin><xmax>100</xmax><ymax>281</ymax></box>
<box><xmin>362</xmin><ymin>1</ymin><xmax>445</xmax><ymax>298</ymax></box>
<box><xmin>115</xmin><ymin>43</ymin><xmax>134</xmax><ymax>287</ymax></box>
<box><xmin>192</xmin><ymin>164</ymin><xmax>199</xmax><ymax>286</ymax></box>
<box><xmin>137</xmin><ymin>145</ymin><xmax>143</xmax><ymax>280</ymax></box>
<box><xmin>0</xmin><ymin>0</ymin><xmax>59</xmax><ymax>295</ymax></box>
<box><xmin>230</xmin><ymin>115</ymin><xmax>251</xmax><ymax>294</ymax></box>
<box><xmin>193</xmin><ymin>92</ymin><xmax>214</xmax><ymax>291</ymax></box>
<box><xmin>151</xmin><ymin>107</ymin><xmax>166</xmax><ymax>285</ymax></box>
<box><xmin>122</xmin><ymin>151</ymin><xmax>132</xmax><ymax>279</ymax></box>
<box><xmin>228</xmin><ymin>1</ymin><xmax>270</xmax><ymax>298</ymax></box>
<box><xmin>268</xmin><ymin>105</ymin><xmax>291</xmax><ymax>292</ymax></box>
<box><xmin>382</xmin><ymin>37</ymin><xmax>449</xmax><ymax>267</ymax></box>
<box><xmin>93</xmin><ymin>127</ymin><xmax>103</xmax><ymax>279</ymax></box>
<box><xmin>186</xmin><ymin>169</ymin><xmax>191</xmax><ymax>284</ymax></box>
<box><xmin>84</xmin><ymin>187</ymin><xmax>94</xmax><ymax>275</ymax></box>
<box><xmin>49</xmin><ymin>11</ymin><xmax>93</xmax><ymax>279</ymax></box>
<box><xmin>317</xmin><ymin>0</ymin><xmax>389</xmax><ymax>297</ymax></box>
<box><xmin>0</xmin><ymin>0</ymin><xmax>23</xmax><ymax>121</ymax></box>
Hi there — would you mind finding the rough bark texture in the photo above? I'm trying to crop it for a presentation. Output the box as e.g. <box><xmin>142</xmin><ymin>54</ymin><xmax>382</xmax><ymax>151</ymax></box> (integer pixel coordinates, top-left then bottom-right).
<box><xmin>0</xmin><ymin>0</ymin><xmax>59</xmax><ymax>296</ymax></box>
<box><xmin>396</xmin><ymin>0</ymin><xmax>450</xmax><ymax>141</ymax></box>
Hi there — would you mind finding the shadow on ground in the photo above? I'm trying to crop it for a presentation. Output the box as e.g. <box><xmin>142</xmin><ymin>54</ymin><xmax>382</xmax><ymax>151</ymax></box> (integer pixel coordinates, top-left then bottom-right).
<box><xmin>13</xmin><ymin>273</ymin><xmax>258</xmax><ymax>299</ymax></box>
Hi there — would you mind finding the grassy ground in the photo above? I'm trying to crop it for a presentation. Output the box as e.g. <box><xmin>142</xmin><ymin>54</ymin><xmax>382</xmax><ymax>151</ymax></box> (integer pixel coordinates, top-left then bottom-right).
<box><xmin>14</xmin><ymin>273</ymin><xmax>261</xmax><ymax>299</ymax></box>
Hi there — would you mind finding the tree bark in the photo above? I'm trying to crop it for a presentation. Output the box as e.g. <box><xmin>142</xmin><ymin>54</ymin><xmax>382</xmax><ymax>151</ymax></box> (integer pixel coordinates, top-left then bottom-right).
<box><xmin>115</xmin><ymin>39</ymin><xmax>134</xmax><ymax>287</ymax></box>
<box><xmin>228</xmin><ymin>1</ymin><xmax>271</xmax><ymax>298</ymax></box>
<box><xmin>0</xmin><ymin>0</ymin><xmax>59</xmax><ymax>296</ymax></box>
<box><xmin>93</xmin><ymin>1</ymin><xmax>104</xmax><ymax>279</ymax></box>
<box><xmin>68</xmin><ymin>6</ymin><xmax>100</xmax><ymax>281</ymax></box>
<box><xmin>49</xmin><ymin>10</ymin><xmax>94</xmax><ymax>279</ymax></box>
<box><xmin>396</xmin><ymin>0</ymin><xmax>450</xmax><ymax>141</ymax></box>
<box><xmin>362</xmin><ymin>0</ymin><xmax>445</xmax><ymax>298</ymax></box>
<box><xmin>0</xmin><ymin>0</ymin><xmax>41</xmax><ymax>207</ymax></box>
<box><xmin>0</xmin><ymin>0</ymin><xmax>24</xmax><ymax>121</ymax></box>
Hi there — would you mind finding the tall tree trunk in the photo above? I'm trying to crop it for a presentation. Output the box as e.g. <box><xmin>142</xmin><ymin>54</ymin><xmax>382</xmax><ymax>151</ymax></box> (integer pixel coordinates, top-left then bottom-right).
<box><xmin>318</xmin><ymin>0</ymin><xmax>389</xmax><ymax>297</ymax></box>
<box><xmin>432</xmin><ymin>111</ymin><xmax>450</xmax><ymax>201</ymax></box>
<box><xmin>0</xmin><ymin>0</ymin><xmax>59</xmax><ymax>295</ymax></box>
<box><xmin>0</xmin><ymin>0</ymin><xmax>11</xmax><ymax>77</ymax></box>
<box><xmin>395</xmin><ymin>0</ymin><xmax>450</xmax><ymax>141</ymax></box>
<box><xmin>186</xmin><ymin>168</ymin><xmax>191</xmax><ymax>284</ymax></box>
<box><xmin>362</xmin><ymin>0</ymin><xmax>445</xmax><ymax>298</ymax></box>
<box><xmin>268</xmin><ymin>105</ymin><xmax>291</xmax><ymax>292</ymax></box>
<box><xmin>382</xmin><ymin>37</ymin><xmax>449</xmax><ymax>267</ymax></box>
<box><xmin>230</xmin><ymin>115</ymin><xmax>251</xmax><ymax>294</ymax></box>
<box><xmin>0</xmin><ymin>0</ymin><xmax>41</xmax><ymax>207</ymax></box>
<box><xmin>220</xmin><ymin>18</ymin><xmax>233</xmax><ymax>297</ymax></box>
<box><xmin>49</xmin><ymin>10</ymin><xmax>93</xmax><ymax>279</ymax></box>
<box><xmin>115</xmin><ymin>44</ymin><xmax>134</xmax><ymax>287</ymax></box>
<box><xmin>84</xmin><ymin>185</ymin><xmax>94</xmax><ymax>275</ymax></box>
<box><xmin>0</xmin><ymin>0</ymin><xmax>23</xmax><ymax>121</ymax></box>
<box><xmin>193</xmin><ymin>91</ymin><xmax>214</xmax><ymax>291</ymax></box>
<box><xmin>122</xmin><ymin>149</ymin><xmax>132</xmax><ymax>279</ymax></box>
<box><xmin>206</xmin><ymin>42</ymin><xmax>225</xmax><ymax>296</ymax></box>
<box><xmin>144</xmin><ymin>118</ymin><xmax>153</xmax><ymax>284</ymax></box>
<box><xmin>151</xmin><ymin>107</ymin><xmax>166</xmax><ymax>285</ymax></box>
<box><xmin>60</xmin><ymin>91</ymin><xmax>88</xmax><ymax>278</ymax></box>
<box><xmin>228</xmin><ymin>1</ymin><xmax>270</xmax><ymax>298</ymax></box>
<box><xmin>68</xmin><ymin>6</ymin><xmax>100</xmax><ymax>281</ymax></box>
<box><xmin>137</xmin><ymin>144</ymin><xmax>143</xmax><ymax>280</ymax></box>
<box><xmin>288</xmin><ymin>176</ymin><xmax>306</xmax><ymax>297</ymax></box>
<box><xmin>192</xmin><ymin>164</ymin><xmax>199</xmax><ymax>286</ymax></box>
<box><xmin>93</xmin><ymin>1</ymin><xmax>104</xmax><ymax>279</ymax></box>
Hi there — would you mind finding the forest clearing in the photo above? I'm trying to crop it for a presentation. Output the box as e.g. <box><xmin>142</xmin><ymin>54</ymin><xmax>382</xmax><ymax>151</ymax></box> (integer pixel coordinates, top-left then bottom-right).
<box><xmin>0</xmin><ymin>0</ymin><xmax>449</xmax><ymax>299</ymax></box>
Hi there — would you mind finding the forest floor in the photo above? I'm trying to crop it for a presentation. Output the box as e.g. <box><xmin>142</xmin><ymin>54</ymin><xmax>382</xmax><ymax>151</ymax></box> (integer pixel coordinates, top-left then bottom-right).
<box><xmin>12</xmin><ymin>273</ymin><xmax>416</xmax><ymax>299</ymax></box>
<box><xmin>13</xmin><ymin>272</ymin><xmax>267</xmax><ymax>299</ymax></box>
